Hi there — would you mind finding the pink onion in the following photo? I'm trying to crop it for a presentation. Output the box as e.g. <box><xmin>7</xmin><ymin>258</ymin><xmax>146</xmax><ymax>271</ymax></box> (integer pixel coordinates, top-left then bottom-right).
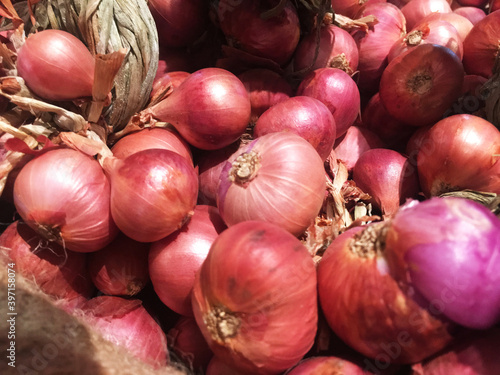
<box><xmin>253</xmin><ymin>96</ymin><xmax>337</xmax><ymax>161</ymax></box>
<box><xmin>143</xmin><ymin>68</ymin><xmax>251</xmax><ymax>150</ymax></box>
<box><xmin>217</xmin><ymin>132</ymin><xmax>327</xmax><ymax>236</ymax></box>
<box><xmin>331</xmin><ymin>0</ymin><xmax>381</xmax><ymax>18</ymax></box>
<box><xmin>102</xmin><ymin>149</ymin><xmax>198</xmax><ymax>243</ymax></box>
<box><xmin>0</xmin><ymin>220</ymin><xmax>94</xmax><ymax>306</ymax></box>
<box><xmin>285</xmin><ymin>356</ymin><xmax>367</xmax><ymax>374</ymax></box>
<box><xmin>149</xmin><ymin>205</ymin><xmax>227</xmax><ymax>316</ymax></box>
<box><xmin>416</xmin><ymin>12</ymin><xmax>474</xmax><ymax>41</ymax></box>
<box><xmin>401</xmin><ymin>0</ymin><xmax>453</xmax><ymax>31</ymax></box>
<box><xmin>237</xmin><ymin>68</ymin><xmax>292</xmax><ymax>122</ymax></box>
<box><xmin>87</xmin><ymin>233</ymin><xmax>150</xmax><ymax>296</ymax></box>
<box><xmin>192</xmin><ymin>220</ymin><xmax>318</xmax><ymax>374</ymax></box>
<box><xmin>16</xmin><ymin>30</ymin><xmax>94</xmax><ymax>101</ymax></box>
<box><xmin>80</xmin><ymin>296</ymin><xmax>169</xmax><ymax>368</ymax></box>
<box><xmin>296</xmin><ymin>67</ymin><xmax>361</xmax><ymax>138</ymax></box>
<box><xmin>454</xmin><ymin>0</ymin><xmax>488</xmax><ymax>7</ymax></box>
<box><xmin>453</xmin><ymin>6</ymin><xmax>486</xmax><ymax>25</ymax></box>
<box><xmin>13</xmin><ymin>148</ymin><xmax>118</xmax><ymax>252</ymax></box>
<box><xmin>386</xmin><ymin>197</ymin><xmax>500</xmax><ymax>329</ymax></box>
<box><xmin>150</xmin><ymin>70</ymin><xmax>191</xmax><ymax>103</ymax></box>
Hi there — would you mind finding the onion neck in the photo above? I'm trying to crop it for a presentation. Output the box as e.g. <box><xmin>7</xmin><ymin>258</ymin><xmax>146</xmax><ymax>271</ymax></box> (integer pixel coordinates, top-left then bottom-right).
<box><xmin>229</xmin><ymin>151</ymin><xmax>261</xmax><ymax>185</ymax></box>
<box><xmin>204</xmin><ymin>305</ymin><xmax>241</xmax><ymax>343</ymax></box>
<box><xmin>406</xmin><ymin>30</ymin><xmax>423</xmax><ymax>46</ymax></box>
<box><xmin>36</xmin><ymin>224</ymin><xmax>62</xmax><ymax>244</ymax></box>
<box><xmin>350</xmin><ymin>221</ymin><xmax>388</xmax><ymax>258</ymax></box>
<box><xmin>329</xmin><ymin>53</ymin><xmax>352</xmax><ymax>75</ymax></box>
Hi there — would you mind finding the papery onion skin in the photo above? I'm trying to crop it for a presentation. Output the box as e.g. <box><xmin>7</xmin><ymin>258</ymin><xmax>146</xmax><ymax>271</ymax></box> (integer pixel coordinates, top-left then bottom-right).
<box><xmin>103</xmin><ymin>149</ymin><xmax>198</xmax><ymax>243</ymax></box>
<box><xmin>192</xmin><ymin>220</ymin><xmax>318</xmax><ymax>375</ymax></box>
<box><xmin>110</xmin><ymin>127</ymin><xmax>193</xmax><ymax>165</ymax></box>
<box><xmin>285</xmin><ymin>356</ymin><xmax>367</xmax><ymax>375</ymax></box>
<box><xmin>453</xmin><ymin>7</ymin><xmax>486</xmax><ymax>25</ymax></box>
<box><xmin>149</xmin><ymin>205</ymin><xmax>227</xmax><ymax>316</ymax></box>
<box><xmin>217</xmin><ymin>132</ymin><xmax>327</xmax><ymax>236</ymax></box>
<box><xmin>379</xmin><ymin>44</ymin><xmax>464</xmax><ymax>127</ymax></box>
<box><xmin>150</xmin><ymin>70</ymin><xmax>191</xmax><ymax>103</ymax></box>
<box><xmin>401</xmin><ymin>0</ymin><xmax>453</xmax><ymax>31</ymax></box>
<box><xmin>0</xmin><ymin>221</ymin><xmax>94</xmax><ymax>306</ymax></box>
<box><xmin>296</xmin><ymin>68</ymin><xmax>360</xmax><ymax>138</ymax></box>
<box><xmin>145</xmin><ymin>68</ymin><xmax>251</xmax><ymax>150</ymax></box>
<box><xmin>416</xmin><ymin>114</ymin><xmax>500</xmax><ymax>197</ymax></box>
<box><xmin>317</xmin><ymin>225</ymin><xmax>455</xmax><ymax>364</ymax></box>
<box><xmin>16</xmin><ymin>29</ymin><xmax>95</xmax><ymax>101</ymax></box>
<box><xmin>385</xmin><ymin>197</ymin><xmax>500</xmax><ymax>329</ymax></box>
<box><xmin>462</xmin><ymin>10</ymin><xmax>500</xmax><ymax>78</ymax></box>
<box><xmin>217</xmin><ymin>0</ymin><xmax>300</xmax><ymax>66</ymax></box>
<box><xmin>13</xmin><ymin>148</ymin><xmax>118</xmax><ymax>253</ymax></box>
<box><xmin>352</xmin><ymin>148</ymin><xmax>421</xmax><ymax>217</ymax></box>
<box><xmin>80</xmin><ymin>296</ymin><xmax>169</xmax><ymax>369</ymax></box>
<box><xmin>88</xmin><ymin>233</ymin><xmax>150</xmax><ymax>297</ymax></box>
<box><xmin>253</xmin><ymin>96</ymin><xmax>337</xmax><ymax>161</ymax></box>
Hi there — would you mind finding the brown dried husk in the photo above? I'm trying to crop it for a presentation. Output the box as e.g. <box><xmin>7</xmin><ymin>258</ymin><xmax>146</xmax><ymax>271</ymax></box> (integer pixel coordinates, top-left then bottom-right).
<box><xmin>0</xmin><ymin>263</ymin><xmax>189</xmax><ymax>375</ymax></box>
<box><xmin>20</xmin><ymin>0</ymin><xmax>159</xmax><ymax>132</ymax></box>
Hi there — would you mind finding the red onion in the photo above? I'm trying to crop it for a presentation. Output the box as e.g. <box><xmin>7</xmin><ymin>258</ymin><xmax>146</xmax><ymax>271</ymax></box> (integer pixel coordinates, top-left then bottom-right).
<box><xmin>13</xmin><ymin>148</ymin><xmax>118</xmax><ymax>252</ymax></box>
<box><xmin>379</xmin><ymin>44</ymin><xmax>464</xmax><ymax>127</ymax></box>
<box><xmin>455</xmin><ymin>0</ymin><xmax>488</xmax><ymax>6</ymax></box>
<box><xmin>149</xmin><ymin>205</ymin><xmax>227</xmax><ymax>316</ymax></box>
<box><xmin>331</xmin><ymin>0</ymin><xmax>380</xmax><ymax>18</ymax></box>
<box><xmin>388</xmin><ymin>20</ymin><xmax>464</xmax><ymax>61</ymax></box>
<box><xmin>0</xmin><ymin>221</ymin><xmax>94</xmax><ymax>306</ymax></box>
<box><xmin>110</xmin><ymin>127</ymin><xmax>192</xmax><ymax>165</ymax></box>
<box><xmin>491</xmin><ymin>0</ymin><xmax>500</xmax><ymax>12</ymax></box>
<box><xmin>296</xmin><ymin>67</ymin><xmax>360</xmax><ymax>138</ymax></box>
<box><xmin>80</xmin><ymin>296</ymin><xmax>169</xmax><ymax>368</ymax></box>
<box><xmin>333</xmin><ymin>125</ymin><xmax>387</xmax><ymax>172</ymax></box>
<box><xmin>206</xmin><ymin>356</ymin><xmax>247</xmax><ymax>375</ymax></box>
<box><xmin>444</xmin><ymin>74</ymin><xmax>488</xmax><ymax>117</ymax></box>
<box><xmin>150</xmin><ymin>70</ymin><xmax>190</xmax><ymax>103</ymax></box>
<box><xmin>143</xmin><ymin>68</ymin><xmax>251</xmax><ymax>150</ymax></box>
<box><xmin>217</xmin><ymin>132</ymin><xmax>327</xmax><ymax>236</ymax></box>
<box><xmin>386</xmin><ymin>197</ymin><xmax>500</xmax><ymax>329</ymax></box>
<box><xmin>167</xmin><ymin>316</ymin><xmax>213</xmax><ymax>373</ymax></box>
<box><xmin>102</xmin><ymin>149</ymin><xmax>199</xmax><ymax>243</ymax></box>
<box><xmin>318</xmin><ymin>224</ymin><xmax>454</xmax><ymax>364</ymax></box>
<box><xmin>237</xmin><ymin>69</ymin><xmax>292</xmax><ymax>122</ymax></box>
<box><xmin>412</xmin><ymin>328</ymin><xmax>500</xmax><ymax>374</ymax></box>
<box><xmin>352</xmin><ymin>2</ymin><xmax>407</xmax><ymax>94</ymax></box>
<box><xmin>216</xmin><ymin>0</ymin><xmax>300</xmax><ymax>66</ymax></box>
<box><xmin>463</xmin><ymin>10</ymin><xmax>500</xmax><ymax>78</ymax></box>
<box><xmin>417</xmin><ymin>11</ymin><xmax>473</xmax><ymax>41</ymax></box>
<box><xmin>285</xmin><ymin>356</ymin><xmax>367</xmax><ymax>374</ymax></box>
<box><xmin>192</xmin><ymin>220</ymin><xmax>318</xmax><ymax>374</ymax></box>
<box><xmin>88</xmin><ymin>233</ymin><xmax>150</xmax><ymax>296</ymax></box>
<box><xmin>401</xmin><ymin>0</ymin><xmax>453</xmax><ymax>31</ymax></box>
<box><xmin>293</xmin><ymin>24</ymin><xmax>359</xmax><ymax>75</ymax></box>
<box><xmin>148</xmin><ymin>0</ymin><xmax>208</xmax><ymax>48</ymax></box>
<box><xmin>253</xmin><ymin>96</ymin><xmax>337</xmax><ymax>161</ymax></box>
<box><xmin>416</xmin><ymin>114</ymin><xmax>500</xmax><ymax>196</ymax></box>
<box><xmin>453</xmin><ymin>6</ymin><xmax>486</xmax><ymax>25</ymax></box>
<box><xmin>16</xmin><ymin>30</ymin><xmax>95</xmax><ymax>101</ymax></box>
<box><xmin>196</xmin><ymin>143</ymin><xmax>240</xmax><ymax>206</ymax></box>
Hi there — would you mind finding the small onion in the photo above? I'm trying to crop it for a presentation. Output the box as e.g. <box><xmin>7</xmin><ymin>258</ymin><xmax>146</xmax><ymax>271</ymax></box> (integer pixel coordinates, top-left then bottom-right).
<box><xmin>87</xmin><ymin>233</ymin><xmax>150</xmax><ymax>296</ymax></box>
<box><xmin>416</xmin><ymin>114</ymin><xmax>500</xmax><ymax>196</ymax></box>
<box><xmin>144</xmin><ymin>68</ymin><xmax>251</xmax><ymax>150</ymax></box>
<box><xmin>453</xmin><ymin>6</ymin><xmax>486</xmax><ymax>25</ymax></box>
<box><xmin>416</xmin><ymin>12</ymin><xmax>474</xmax><ymax>42</ymax></box>
<box><xmin>490</xmin><ymin>0</ymin><xmax>500</xmax><ymax>12</ymax></box>
<box><xmin>217</xmin><ymin>132</ymin><xmax>327</xmax><ymax>236</ymax></box>
<box><xmin>192</xmin><ymin>220</ymin><xmax>318</xmax><ymax>374</ymax></box>
<box><xmin>386</xmin><ymin>197</ymin><xmax>500</xmax><ymax>329</ymax></box>
<box><xmin>401</xmin><ymin>0</ymin><xmax>453</xmax><ymax>31</ymax></box>
<box><xmin>285</xmin><ymin>356</ymin><xmax>366</xmax><ymax>374</ymax></box>
<box><xmin>13</xmin><ymin>148</ymin><xmax>118</xmax><ymax>252</ymax></box>
<box><xmin>253</xmin><ymin>96</ymin><xmax>337</xmax><ymax>161</ymax></box>
<box><xmin>206</xmin><ymin>356</ymin><xmax>247</xmax><ymax>375</ymax></box>
<box><xmin>16</xmin><ymin>29</ymin><xmax>95</xmax><ymax>101</ymax></box>
<box><xmin>296</xmin><ymin>68</ymin><xmax>360</xmax><ymax>138</ymax></box>
<box><xmin>150</xmin><ymin>70</ymin><xmax>191</xmax><ymax>103</ymax></box>
<box><xmin>149</xmin><ymin>205</ymin><xmax>227</xmax><ymax>316</ymax></box>
<box><xmin>102</xmin><ymin>149</ymin><xmax>199</xmax><ymax>243</ymax></box>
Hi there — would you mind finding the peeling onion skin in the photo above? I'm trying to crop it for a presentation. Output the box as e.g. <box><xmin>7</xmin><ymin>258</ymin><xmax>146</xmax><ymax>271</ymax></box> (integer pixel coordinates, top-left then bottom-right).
<box><xmin>192</xmin><ymin>221</ymin><xmax>318</xmax><ymax>375</ymax></box>
<box><xmin>13</xmin><ymin>148</ymin><xmax>118</xmax><ymax>253</ymax></box>
<box><xmin>318</xmin><ymin>225</ymin><xmax>454</xmax><ymax>364</ymax></box>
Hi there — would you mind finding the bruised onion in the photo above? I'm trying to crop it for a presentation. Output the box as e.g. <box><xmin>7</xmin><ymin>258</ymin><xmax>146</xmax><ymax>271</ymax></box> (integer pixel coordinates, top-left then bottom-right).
<box><xmin>13</xmin><ymin>148</ymin><xmax>118</xmax><ymax>252</ymax></box>
<box><xmin>143</xmin><ymin>68</ymin><xmax>251</xmax><ymax>150</ymax></box>
<box><xmin>379</xmin><ymin>44</ymin><xmax>464</xmax><ymax>127</ymax></box>
<box><xmin>88</xmin><ymin>233</ymin><xmax>150</xmax><ymax>296</ymax></box>
<box><xmin>192</xmin><ymin>220</ymin><xmax>318</xmax><ymax>374</ymax></box>
<box><xmin>285</xmin><ymin>356</ymin><xmax>366</xmax><ymax>374</ymax></box>
<box><xmin>0</xmin><ymin>221</ymin><xmax>94</xmax><ymax>306</ymax></box>
<box><xmin>80</xmin><ymin>296</ymin><xmax>169</xmax><ymax>368</ymax></box>
<box><xmin>149</xmin><ymin>205</ymin><xmax>227</xmax><ymax>316</ymax></box>
<box><xmin>386</xmin><ymin>197</ymin><xmax>500</xmax><ymax>329</ymax></box>
<box><xmin>253</xmin><ymin>96</ymin><xmax>337</xmax><ymax>161</ymax></box>
<box><xmin>296</xmin><ymin>68</ymin><xmax>360</xmax><ymax>138</ymax></box>
<box><xmin>217</xmin><ymin>132</ymin><xmax>326</xmax><ymax>236</ymax></box>
<box><xmin>416</xmin><ymin>114</ymin><xmax>500</xmax><ymax>196</ymax></box>
<box><xmin>16</xmin><ymin>30</ymin><xmax>95</xmax><ymax>101</ymax></box>
<box><xmin>352</xmin><ymin>148</ymin><xmax>421</xmax><ymax>217</ymax></box>
<box><xmin>102</xmin><ymin>149</ymin><xmax>198</xmax><ymax>243</ymax></box>
<box><xmin>401</xmin><ymin>0</ymin><xmax>453</xmax><ymax>31</ymax></box>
